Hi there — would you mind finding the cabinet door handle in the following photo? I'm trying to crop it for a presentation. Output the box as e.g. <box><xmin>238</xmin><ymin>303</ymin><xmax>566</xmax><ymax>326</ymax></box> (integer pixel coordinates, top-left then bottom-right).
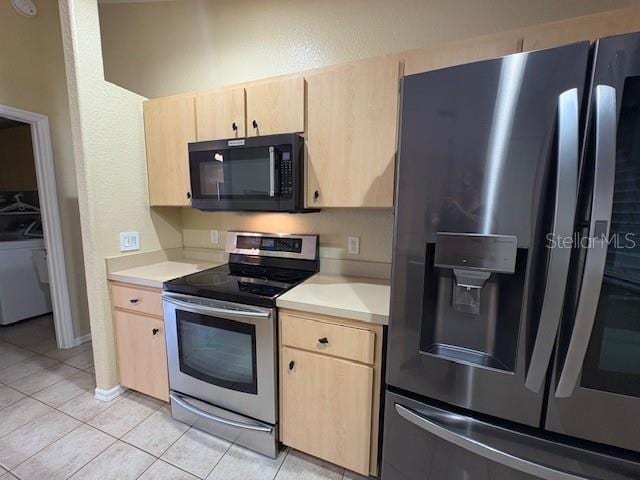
<box><xmin>152</xmin><ymin>328</ymin><xmax>159</xmax><ymax>336</ymax></box>
<box><xmin>252</xmin><ymin>120</ymin><xmax>258</xmax><ymax>129</ymax></box>
<box><xmin>313</xmin><ymin>190</ymin><xmax>320</xmax><ymax>201</ymax></box>
<box><xmin>129</xmin><ymin>298</ymin><xmax>140</xmax><ymax>304</ymax></box>
<box><xmin>186</xmin><ymin>192</ymin><xmax>192</xmax><ymax>199</ymax></box>
<box><xmin>288</xmin><ymin>361</ymin><xmax>295</xmax><ymax>370</ymax></box>
<box><xmin>318</xmin><ymin>337</ymin><xmax>329</xmax><ymax>345</ymax></box>
<box><xmin>232</xmin><ymin>122</ymin><xmax>238</xmax><ymax>131</ymax></box>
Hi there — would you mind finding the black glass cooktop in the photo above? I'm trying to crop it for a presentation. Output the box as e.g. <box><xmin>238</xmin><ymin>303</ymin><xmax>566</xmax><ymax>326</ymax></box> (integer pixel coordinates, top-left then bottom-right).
<box><xmin>164</xmin><ymin>263</ymin><xmax>315</xmax><ymax>307</ymax></box>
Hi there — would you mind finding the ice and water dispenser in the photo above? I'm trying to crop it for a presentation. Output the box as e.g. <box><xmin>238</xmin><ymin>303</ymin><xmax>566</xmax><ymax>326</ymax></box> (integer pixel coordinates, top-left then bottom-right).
<box><xmin>420</xmin><ymin>233</ymin><xmax>526</xmax><ymax>372</ymax></box>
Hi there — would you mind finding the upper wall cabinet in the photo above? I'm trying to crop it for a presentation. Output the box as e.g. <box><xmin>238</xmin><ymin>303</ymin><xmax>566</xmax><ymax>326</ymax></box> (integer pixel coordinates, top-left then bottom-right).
<box><xmin>403</xmin><ymin>31</ymin><xmax>523</xmax><ymax>76</ymax></box>
<box><xmin>195</xmin><ymin>86</ymin><xmax>246</xmax><ymax>141</ymax></box>
<box><xmin>245</xmin><ymin>76</ymin><xmax>305</xmax><ymax>136</ymax></box>
<box><xmin>522</xmin><ymin>7</ymin><xmax>640</xmax><ymax>51</ymax></box>
<box><xmin>143</xmin><ymin>95</ymin><xmax>196</xmax><ymax>206</ymax></box>
<box><xmin>306</xmin><ymin>56</ymin><xmax>400</xmax><ymax>208</ymax></box>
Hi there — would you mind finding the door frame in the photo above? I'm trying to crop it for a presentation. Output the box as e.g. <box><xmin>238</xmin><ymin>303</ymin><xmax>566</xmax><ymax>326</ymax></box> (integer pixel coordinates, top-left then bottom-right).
<box><xmin>0</xmin><ymin>103</ymin><xmax>75</xmax><ymax>349</ymax></box>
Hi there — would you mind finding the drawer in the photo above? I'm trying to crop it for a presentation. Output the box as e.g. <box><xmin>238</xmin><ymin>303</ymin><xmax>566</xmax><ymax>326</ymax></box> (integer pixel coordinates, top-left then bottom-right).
<box><xmin>281</xmin><ymin>313</ymin><xmax>375</xmax><ymax>364</ymax></box>
<box><xmin>112</xmin><ymin>283</ymin><xmax>163</xmax><ymax>317</ymax></box>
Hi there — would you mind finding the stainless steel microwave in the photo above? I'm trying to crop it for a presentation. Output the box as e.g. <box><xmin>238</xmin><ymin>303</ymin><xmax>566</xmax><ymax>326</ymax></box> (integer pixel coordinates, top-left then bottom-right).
<box><xmin>188</xmin><ymin>134</ymin><xmax>307</xmax><ymax>212</ymax></box>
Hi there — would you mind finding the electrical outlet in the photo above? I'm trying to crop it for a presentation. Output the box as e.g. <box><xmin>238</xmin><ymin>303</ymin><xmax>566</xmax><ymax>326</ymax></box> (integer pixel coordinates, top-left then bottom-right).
<box><xmin>119</xmin><ymin>232</ymin><xmax>140</xmax><ymax>252</ymax></box>
<box><xmin>348</xmin><ymin>236</ymin><xmax>360</xmax><ymax>255</ymax></box>
<box><xmin>210</xmin><ymin>230</ymin><xmax>220</xmax><ymax>244</ymax></box>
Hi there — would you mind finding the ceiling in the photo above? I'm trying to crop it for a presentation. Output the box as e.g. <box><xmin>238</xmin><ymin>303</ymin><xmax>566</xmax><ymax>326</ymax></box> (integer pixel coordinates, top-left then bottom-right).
<box><xmin>0</xmin><ymin>117</ymin><xmax>27</xmax><ymax>130</ymax></box>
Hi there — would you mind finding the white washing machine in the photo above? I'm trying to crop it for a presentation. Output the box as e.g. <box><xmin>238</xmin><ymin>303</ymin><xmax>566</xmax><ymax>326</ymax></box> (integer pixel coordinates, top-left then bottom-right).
<box><xmin>0</xmin><ymin>238</ymin><xmax>52</xmax><ymax>325</ymax></box>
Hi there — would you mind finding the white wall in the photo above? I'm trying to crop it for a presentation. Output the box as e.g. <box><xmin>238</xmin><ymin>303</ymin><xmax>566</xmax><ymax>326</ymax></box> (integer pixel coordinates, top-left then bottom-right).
<box><xmin>0</xmin><ymin>0</ymin><xmax>90</xmax><ymax>338</ymax></box>
<box><xmin>98</xmin><ymin>0</ymin><xmax>640</xmax><ymax>98</ymax></box>
<box><xmin>59</xmin><ymin>0</ymin><xmax>183</xmax><ymax>390</ymax></box>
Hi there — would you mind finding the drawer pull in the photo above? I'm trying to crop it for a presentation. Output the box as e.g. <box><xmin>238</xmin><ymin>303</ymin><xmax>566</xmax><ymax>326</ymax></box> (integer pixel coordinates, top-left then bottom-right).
<box><xmin>289</xmin><ymin>361</ymin><xmax>295</xmax><ymax>370</ymax></box>
<box><xmin>318</xmin><ymin>337</ymin><xmax>329</xmax><ymax>345</ymax></box>
<box><xmin>152</xmin><ymin>328</ymin><xmax>159</xmax><ymax>336</ymax></box>
<box><xmin>129</xmin><ymin>298</ymin><xmax>140</xmax><ymax>304</ymax></box>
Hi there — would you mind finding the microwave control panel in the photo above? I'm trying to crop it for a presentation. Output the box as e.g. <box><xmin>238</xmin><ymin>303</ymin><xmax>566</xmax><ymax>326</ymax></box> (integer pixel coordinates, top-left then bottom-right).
<box><xmin>280</xmin><ymin>151</ymin><xmax>293</xmax><ymax>197</ymax></box>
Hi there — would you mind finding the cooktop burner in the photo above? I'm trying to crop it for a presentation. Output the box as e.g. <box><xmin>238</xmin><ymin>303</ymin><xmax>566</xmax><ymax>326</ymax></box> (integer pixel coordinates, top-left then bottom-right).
<box><xmin>164</xmin><ymin>232</ymin><xmax>319</xmax><ymax>307</ymax></box>
<box><xmin>164</xmin><ymin>262</ymin><xmax>315</xmax><ymax>307</ymax></box>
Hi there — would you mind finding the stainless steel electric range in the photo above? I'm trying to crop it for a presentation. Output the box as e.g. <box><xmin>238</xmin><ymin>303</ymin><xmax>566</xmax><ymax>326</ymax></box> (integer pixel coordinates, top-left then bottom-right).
<box><xmin>162</xmin><ymin>232</ymin><xmax>319</xmax><ymax>458</ymax></box>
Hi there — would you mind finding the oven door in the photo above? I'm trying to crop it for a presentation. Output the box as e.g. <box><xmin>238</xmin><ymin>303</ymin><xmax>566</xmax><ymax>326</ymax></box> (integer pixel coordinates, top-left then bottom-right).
<box><xmin>162</xmin><ymin>292</ymin><xmax>277</xmax><ymax>424</ymax></box>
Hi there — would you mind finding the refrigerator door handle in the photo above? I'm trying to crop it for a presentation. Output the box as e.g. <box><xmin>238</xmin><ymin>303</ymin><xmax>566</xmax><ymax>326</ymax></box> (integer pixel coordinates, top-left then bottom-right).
<box><xmin>395</xmin><ymin>403</ymin><xmax>591</xmax><ymax>480</ymax></box>
<box><xmin>555</xmin><ymin>85</ymin><xmax>617</xmax><ymax>398</ymax></box>
<box><xmin>525</xmin><ymin>88</ymin><xmax>580</xmax><ymax>393</ymax></box>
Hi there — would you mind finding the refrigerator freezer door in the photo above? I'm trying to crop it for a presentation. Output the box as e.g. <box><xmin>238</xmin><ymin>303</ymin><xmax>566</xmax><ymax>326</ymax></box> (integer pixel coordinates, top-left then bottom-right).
<box><xmin>547</xmin><ymin>32</ymin><xmax>640</xmax><ymax>454</ymax></box>
<box><xmin>387</xmin><ymin>41</ymin><xmax>589</xmax><ymax>426</ymax></box>
<box><xmin>383</xmin><ymin>390</ymin><xmax>640</xmax><ymax>480</ymax></box>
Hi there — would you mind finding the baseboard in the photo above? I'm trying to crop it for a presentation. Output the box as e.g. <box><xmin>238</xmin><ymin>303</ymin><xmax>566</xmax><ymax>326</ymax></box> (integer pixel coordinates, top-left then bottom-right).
<box><xmin>94</xmin><ymin>385</ymin><xmax>126</xmax><ymax>402</ymax></box>
<box><xmin>72</xmin><ymin>333</ymin><xmax>92</xmax><ymax>347</ymax></box>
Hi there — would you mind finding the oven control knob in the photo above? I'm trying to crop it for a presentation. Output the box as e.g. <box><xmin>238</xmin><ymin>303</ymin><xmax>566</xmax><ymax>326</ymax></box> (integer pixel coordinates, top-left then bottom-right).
<box><xmin>232</xmin><ymin>122</ymin><xmax>238</xmax><ymax>131</ymax></box>
<box><xmin>288</xmin><ymin>361</ymin><xmax>295</xmax><ymax>371</ymax></box>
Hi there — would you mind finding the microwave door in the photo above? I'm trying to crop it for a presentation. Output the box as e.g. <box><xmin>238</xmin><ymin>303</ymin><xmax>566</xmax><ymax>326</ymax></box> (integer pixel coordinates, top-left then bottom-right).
<box><xmin>546</xmin><ymin>32</ymin><xmax>640</xmax><ymax>454</ymax></box>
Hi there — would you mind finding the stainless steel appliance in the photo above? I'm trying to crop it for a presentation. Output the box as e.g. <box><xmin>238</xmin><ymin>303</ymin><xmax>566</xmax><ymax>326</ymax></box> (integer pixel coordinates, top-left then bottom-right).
<box><xmin>163</xmin><ymin>232</ymin><xmax>318</xmax><ymax>457</ymax></box>
<box><xmin>383</xmin><ymin>33</ymin><xmax>640</xmax><ymax>479</ymax></box>
<box><xmin>188</xmin><ymin>134</ymin><xmax>310</xmax><ymax>212</ymax></box>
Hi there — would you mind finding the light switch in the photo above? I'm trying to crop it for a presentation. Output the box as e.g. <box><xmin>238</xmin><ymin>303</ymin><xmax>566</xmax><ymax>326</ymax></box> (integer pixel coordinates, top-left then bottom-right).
<box><xmin>348</xmin><ymin>236</ymin><xmax>360</xmax><ymax>255</ymax></box>
<box><xmin>210</xmin><ymin>230</ymin><xmax>220</xmax><ymax>244</ymax></box>
<box><xmin>120</xmin><ymin>232</ymin><xmax>140</xmax><ymax>252</ymax></box>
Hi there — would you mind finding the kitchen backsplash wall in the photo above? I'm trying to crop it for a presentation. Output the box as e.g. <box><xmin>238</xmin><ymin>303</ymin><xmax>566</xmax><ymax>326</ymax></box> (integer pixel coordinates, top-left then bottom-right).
<box><xmin>181</xmin><ymin>209</ymin><xmax>394</xmax><ymax>264</ymax></box>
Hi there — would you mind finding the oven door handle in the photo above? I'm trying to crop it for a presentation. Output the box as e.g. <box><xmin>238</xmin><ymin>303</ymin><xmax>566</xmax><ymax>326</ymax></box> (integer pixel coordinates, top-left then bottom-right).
<box><xmin>170</xmin><ymin>393</ymin><xmax>273</xmax><ymax>433</ymax></box>
<box><xmin>163</xmin><ymin>294</ymin><xmax>270</xmax><ymax>319</ymax></box>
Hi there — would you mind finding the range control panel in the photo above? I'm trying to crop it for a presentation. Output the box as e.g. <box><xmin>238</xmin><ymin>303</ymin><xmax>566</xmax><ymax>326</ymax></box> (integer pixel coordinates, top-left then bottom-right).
<box><xmin>237</xmin><ymin>235</ymin><xmax>303</xmax><ymax>253</ymax></box>
<box><xmin>226</xmin><ymin>231</ymin><xmax>318</xmax><ymax>261</ymax></box>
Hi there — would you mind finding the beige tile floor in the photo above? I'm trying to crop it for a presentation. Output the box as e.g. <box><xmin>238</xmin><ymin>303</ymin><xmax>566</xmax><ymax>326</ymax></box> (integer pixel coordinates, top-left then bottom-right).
<box><xmin>0</xmin><ymin>316</ymin><xmax>369</xmax><ymax>480</ymax></box>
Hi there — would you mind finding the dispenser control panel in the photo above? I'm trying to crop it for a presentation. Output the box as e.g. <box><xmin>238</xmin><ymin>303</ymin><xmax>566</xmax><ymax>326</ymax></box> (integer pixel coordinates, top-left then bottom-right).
<box><xmin>433</xmin><ymin>233</ymin><xmax>517</xmax><ymax>273</ymax></box>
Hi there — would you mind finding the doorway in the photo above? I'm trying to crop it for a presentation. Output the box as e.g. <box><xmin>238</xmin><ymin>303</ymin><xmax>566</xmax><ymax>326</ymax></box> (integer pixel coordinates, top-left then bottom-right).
<box><xmin>0</xmin><ymin>104</ymin><xmax>75</xmax><ymax>350</ymax></box>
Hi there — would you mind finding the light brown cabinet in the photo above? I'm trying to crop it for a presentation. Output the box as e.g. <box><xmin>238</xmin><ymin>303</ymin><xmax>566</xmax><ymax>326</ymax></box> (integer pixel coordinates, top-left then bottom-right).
<box><xmin>306</xmin><ymin>56</ymin><xmax>400</xmax><ymax>208</ymax></box>
<box><xmin>280</xmin><ymin>347</ymin><xmax>373</xmax><ymax>475</ymax></box>
<box><xmin>143</xmin><ymin>95</ymin><xmax>196</xmax><ymax>206</ymax></box>
<box><xmin>195</xmin><ymin>87</ymin><xmax>246</xmax><ymax>141</ymax></box>
<box><xmin>522</xmin><ymin>7</ymin><xmax>640</xmax><ymax>52</ymax></box>
<box><xmin>279</xmin><ymin>309</ymin><xmax>384</xmax><ymax>476</ymax></box>
<box><xmin>110</xmin><ymin>281</ymin><xmax>169</xmax><ymax>402</ymax></box>
<box><xmin>245</xmin><ymin>76</ymin><xmax>304</xmax><ymax>136</ymax></box>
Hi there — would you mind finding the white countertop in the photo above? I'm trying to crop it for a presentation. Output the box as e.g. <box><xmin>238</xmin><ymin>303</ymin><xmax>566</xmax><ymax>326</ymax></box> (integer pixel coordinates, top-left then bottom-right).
<box><xmin>277</xmin><ymin>274</ymin><xmax>390</xmax><ymax>325</ymax></box>
<box><xmin>108</xmin><ymin>260</ymin><xmax>219</xmax><ymax>289</ymax></box>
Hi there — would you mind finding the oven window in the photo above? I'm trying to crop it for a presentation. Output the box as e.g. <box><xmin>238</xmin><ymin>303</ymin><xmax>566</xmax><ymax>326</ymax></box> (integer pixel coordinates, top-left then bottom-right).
<box><xmin>176</xmin><ymin>310</ymin><xmax>258</xmax><ymax>394</ymax></box>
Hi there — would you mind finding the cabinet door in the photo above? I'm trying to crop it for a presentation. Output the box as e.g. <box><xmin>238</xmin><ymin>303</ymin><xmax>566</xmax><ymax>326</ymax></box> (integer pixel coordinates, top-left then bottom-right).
<box><xmin>245</xmin><ymin>76</ymin><xmax>304</xmax><ymax>136</ymax></box>
<box><xmin>195</xmin><ymin>87</ymin><xmax>246</xmax><ymax>141</ymax></box>
<box><xmin>306</xmin><ymin>56</ymin><xmax>399</xmax><ymax>207</ymax></box>
<box><xmin>403</xmin><ymin>31</ymin><xmax>523</xmax><ymax>76</ymax></box>
<box><xmin>280</xmin><ymin>346</ymin><xmax>373</xmax><ymax>475</ymax></box>
<box><xmin>114</xmin><ymin>310</ymin><xmax>169</xmax><ymax>402</ymax></box>
<box><xmin>522</xmin><ymin>7</ymin><xmax>640</xmax><ymax>51</ymax></box>
<box><xmin>143</xmin><ymin>95</ymin><xmax>195</xmax><ymax>206</ymax></box>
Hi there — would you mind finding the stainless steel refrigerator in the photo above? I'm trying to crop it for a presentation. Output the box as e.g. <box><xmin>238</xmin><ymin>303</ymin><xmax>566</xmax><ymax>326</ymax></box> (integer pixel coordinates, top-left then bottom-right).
<box><xmin>383</xmin><ymin>33</ymin><xmax>640</xmax><ymax>480</ymax></box>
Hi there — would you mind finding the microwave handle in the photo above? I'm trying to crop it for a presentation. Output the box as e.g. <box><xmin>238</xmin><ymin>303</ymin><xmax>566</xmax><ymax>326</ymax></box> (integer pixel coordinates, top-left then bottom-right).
<box><xmin>269</xmin><ymin>146</ymin><xmax>275</xmax><ymax>197</ymax></box>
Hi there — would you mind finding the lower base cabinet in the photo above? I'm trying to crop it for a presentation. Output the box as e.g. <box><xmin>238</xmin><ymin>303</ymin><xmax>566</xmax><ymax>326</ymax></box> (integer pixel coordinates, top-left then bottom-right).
<box><xmin>110</xmin><ymin>282</ymin><xmax>169</xmax><ymax>402</ymax></box>
<box><xmin>279</xmin><ymin>309</ymin><xmax>384</xmax><ymax>476</ymax></box>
